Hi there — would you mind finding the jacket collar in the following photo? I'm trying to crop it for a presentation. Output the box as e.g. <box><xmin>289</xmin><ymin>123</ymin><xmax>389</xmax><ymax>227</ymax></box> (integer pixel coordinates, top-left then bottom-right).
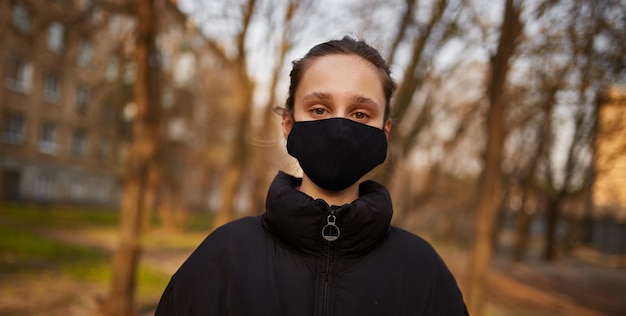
<box><xmin>262</xmin><ymin>171</ymin><xmax>393</xmax><ymax>256</ymax></box>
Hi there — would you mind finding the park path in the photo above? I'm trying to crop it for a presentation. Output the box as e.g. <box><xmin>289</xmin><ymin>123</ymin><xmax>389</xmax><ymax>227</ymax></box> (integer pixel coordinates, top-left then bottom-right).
<box><xmin>441</xmin><ymin>246</ymin><xmax>626</xmax><ymax>316</ymax></box>
<box><xmin>36</xmin><ymin>227</ymin><xmax>194</xmax><ymax>274</ymax></box>
<box><xmin>488</xmin><ymin>256</ymin><xmax>626</xmax><ymax>316</ymax></box>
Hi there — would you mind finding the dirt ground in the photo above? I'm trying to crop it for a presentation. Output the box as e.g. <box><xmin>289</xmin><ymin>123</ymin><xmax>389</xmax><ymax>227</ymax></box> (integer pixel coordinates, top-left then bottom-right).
<box><xmin>441</xmin><ymin>246</ymin><xmax>626</xmax><ymax>316</ymax></box>
<box><xmin>1</xmin><ymin>228</ymin><xmax>625</xmax><ymax>316</ymax></box>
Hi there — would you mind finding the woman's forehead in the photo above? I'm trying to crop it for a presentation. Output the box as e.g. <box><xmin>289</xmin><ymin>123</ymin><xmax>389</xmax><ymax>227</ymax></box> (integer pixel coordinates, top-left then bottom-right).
<box><xmin>295</xmin><ymin>54</ymin><xmax>386</xmax><ymax>105</ymax></box>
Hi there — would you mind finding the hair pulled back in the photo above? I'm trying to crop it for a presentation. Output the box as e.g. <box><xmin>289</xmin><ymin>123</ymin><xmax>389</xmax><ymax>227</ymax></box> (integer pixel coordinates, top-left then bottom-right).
<box><xmin>285</xmin><ymin>36</ymin><xmax>396</xmax><ymax>120</ymax></box>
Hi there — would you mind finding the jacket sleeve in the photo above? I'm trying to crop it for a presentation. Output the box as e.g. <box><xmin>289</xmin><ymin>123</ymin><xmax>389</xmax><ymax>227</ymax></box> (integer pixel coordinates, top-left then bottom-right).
<box><xmin>154</xmin><ymin>282</ymin><xmax>175</xmax><ymax>316</ymax></box>
<box><xmin>425</xmin><ymin>255</ymin><xmax>469</xmax><ymax>315</ymax></box>
<box><xmin>154</xmin><ymin>229</ymin><xmax>229</xmax><ymax>316</ymax></box>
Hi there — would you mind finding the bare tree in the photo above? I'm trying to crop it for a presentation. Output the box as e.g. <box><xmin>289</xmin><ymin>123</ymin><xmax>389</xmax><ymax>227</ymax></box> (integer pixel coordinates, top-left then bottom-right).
<box><xmin>181</xmin><ymin>0</ymin><xmax>318</xmax><ymax>226</ymax></box>
<box><xmin>380</xmin><ymin>0</ymin><xmax>462</xmax><ymax>186</ymax></box>
<box><xmin>506</xmin><ymin>63</ymin><xmax>567</xmax><ymax>262</ymax></box>
<box><xmin>196</xmin><ymin>0</ymin><xmax>257</xmax><ymax>229</ymax></box>
<box><xmin>510</xmin><ymin>87</ymin><xmax>558</xmax><ymax>262</ymax></box>
<box><xmin>522</xmin><ymin>0</ymin><xmax>626</xmax><ymax>261</ymax></box>
<box><xmin>465</xmin><ymin>0</ymin><xmax>522</xmax><ymax>315</ymax></box>
<box><xmin>249</xmin><ymin>0</ymin><xmax>311</xmax><ymax>213</ymax></box>
<box><xmin>105</xmin><ymin>0</ymin><xmax>161</xmax><ymax>314</ymax></box>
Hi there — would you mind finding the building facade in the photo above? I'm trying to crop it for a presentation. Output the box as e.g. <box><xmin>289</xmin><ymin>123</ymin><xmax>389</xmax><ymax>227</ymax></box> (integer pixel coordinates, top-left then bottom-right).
<box><xmin>0</xmin><ymin>0</ymin><xmax>216</xmax><ymax>206</ymax></box>
<box><xmin>594</xmin><ymin>86</ymin><xmax>626</xmax><ymax>220</ymax></box>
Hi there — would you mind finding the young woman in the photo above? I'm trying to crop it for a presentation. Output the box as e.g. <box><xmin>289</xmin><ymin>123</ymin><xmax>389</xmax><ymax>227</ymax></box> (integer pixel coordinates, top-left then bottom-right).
<box><xmin>156</xmin><ymin>36</ymin><xmax>468</xmax><ymax>316</ymax></box>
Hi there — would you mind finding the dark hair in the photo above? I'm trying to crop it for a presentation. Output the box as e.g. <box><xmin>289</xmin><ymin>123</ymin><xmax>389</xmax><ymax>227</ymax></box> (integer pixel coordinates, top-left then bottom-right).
<box><xmin>284</xmin><ymin>36</ymin><xmax>396</xmax><ymax>120</ymax></box>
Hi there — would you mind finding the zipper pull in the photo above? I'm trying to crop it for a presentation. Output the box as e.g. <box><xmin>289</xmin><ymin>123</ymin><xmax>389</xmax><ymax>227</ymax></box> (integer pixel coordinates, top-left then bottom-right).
<box><xmin>322</xmin><ymin>212</ymin><xmax>340</xmax><ymax>242</ymax></box>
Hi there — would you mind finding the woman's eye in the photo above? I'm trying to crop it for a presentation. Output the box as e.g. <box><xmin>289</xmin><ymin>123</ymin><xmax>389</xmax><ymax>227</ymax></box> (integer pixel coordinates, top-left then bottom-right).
<box><xmin>313</xmin><ymin>108</ymin><xmax>326</xmax><ymax>115</ymax></box>
<box><xmin>353</xmin><ymin>112</ymin><xmax>368</xmax><ymax>120</ymax></box>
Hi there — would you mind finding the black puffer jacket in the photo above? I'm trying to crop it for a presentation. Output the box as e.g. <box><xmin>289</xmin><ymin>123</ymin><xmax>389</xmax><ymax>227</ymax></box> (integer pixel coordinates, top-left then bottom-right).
<box><xmin>156</xmin><ymin>172</ymin><xmax>468</xmax><ymax>315</ymax></box>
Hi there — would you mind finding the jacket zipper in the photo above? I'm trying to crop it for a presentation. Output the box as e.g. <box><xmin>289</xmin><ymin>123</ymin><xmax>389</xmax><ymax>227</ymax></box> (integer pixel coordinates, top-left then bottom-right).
<box><xmin>321</xmin><ymin>208</ymin><xmax>339</xmax><ymax>316</ymax></box>
<box><xmin>322</xmin><ymin>240</ymin><xmax>331</xmax><ymax>316</ymax></box>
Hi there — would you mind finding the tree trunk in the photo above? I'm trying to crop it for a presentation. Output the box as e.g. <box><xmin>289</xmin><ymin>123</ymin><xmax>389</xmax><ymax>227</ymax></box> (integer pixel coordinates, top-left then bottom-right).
<box><xmin>543</xmin><ymin>197</ymin><xmax>561</xmax><ymax>261</ymax></box>
<box><xmin>491</xmin><ymin>196</ymin><xmax>508</xmax><ymax>252</ymax></box>
<box><xmin>159</xmin><ymin>188</ymin><xmax>176</xmax><ymax>232</ymax></box>
<box><xmin>213</xmin><ymin>74</ymin><xmax>253</xmax><ymax>229</ymax></box>
<box><xmin>466</xmin><ymin>1</ymin><xmax>522</xmax><ymax>315</ymax></box>
<box><xmin>141</xmin><ymin>159</ymin><xmax>160</xmax><ymax>233</ymax></box>
<box><xmin>513</xmin><ymin>203</ymin><xmax>531</xmax><ymax>262</ymax></box>
<box><xmin>213</xmin><ymin>160</ymin><xmax>244</xmax><ymax>228</ymax></box>
<box><xmin>562</xmin><ymin>215</ymin><xmax>577</xmax><ymax>256</ymax></box>
<box><xmin>107</xmin><ymin>177</ymin><xmax>145</xmax><ymax>316</ymax></box>
<box><xmin>159</xmin><ymin>183</ymin><xmax>188</xmax><ymax>233</ymax></box>
<box><xmin>105</xmin><ymin>0</ymin><xmax>158</xmax><ymax>314</ymax></box>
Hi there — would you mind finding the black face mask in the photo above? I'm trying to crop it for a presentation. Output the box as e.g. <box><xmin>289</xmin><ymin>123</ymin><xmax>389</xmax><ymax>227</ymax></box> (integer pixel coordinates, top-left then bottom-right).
<box><xmin>287</xmin><ymin>117</ymin><xmax>387</xmax><ymax>191</ymax></box>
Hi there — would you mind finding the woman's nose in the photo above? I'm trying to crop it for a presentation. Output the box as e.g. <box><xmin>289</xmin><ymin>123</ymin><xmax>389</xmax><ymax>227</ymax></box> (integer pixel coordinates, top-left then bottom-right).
<box><xmin>331</xmin><ymin>110</ymin><xmax>349</xmax><ymax>119</ymax></box>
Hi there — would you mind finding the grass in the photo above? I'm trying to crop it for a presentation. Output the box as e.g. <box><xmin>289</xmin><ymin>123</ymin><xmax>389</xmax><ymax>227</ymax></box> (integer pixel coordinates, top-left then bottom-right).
<box><xmin>0</xmin><ymin>224</ymin><xmax>107</xmax><ymax>274</ymax></box>
<box><xmin>0</xmin><ymin>200</ymin><xmax>213</xmax><ymax>312</ymax></box>
<box><xmin>0</xmin><ymin>201</ymin><xmax>116</xmax><ymax>277</ymax></box>
<box><xmin>0</xmin><ymin>200</ymin><xmax>215</xmax><ymax>233</ymax></box>
<box><xmin>184</xmin><ymin>212</ymin><xmax>216</xmax><ymax>232</ymax></box>
<box><xmin>0</xmin><ymin>201</ymin><xmax>119</xmax><ymax>229</ymax></box>
<box><xmin>143</xmin><ymin>230</ymin><xmax>207</xmax><ymax>249</ymax></box>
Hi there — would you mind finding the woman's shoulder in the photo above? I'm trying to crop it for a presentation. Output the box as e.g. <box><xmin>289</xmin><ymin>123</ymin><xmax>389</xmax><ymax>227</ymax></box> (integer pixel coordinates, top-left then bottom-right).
<box><xmin>382</xmin><ymin>226</ymin><xmax>447</xmax><ymax>264</ymax></box>
<box><xmin>202</xmin><ymin>216</ymin><xmax>265</xmax><ymax>246</ymax></box>
<box><xmin>174</xmin><ymin>216</ymin><xmax>266</xmax><ymax>272</ymax></box>
<box><xmin>387</xmin><ymin>226</ymin><xmax>436</xmax><ymax>248</ymax></box>
<box><xmin>213</xmin><ymin>215</ymin><xmax>263</xmax><ymax>233</ymax></box>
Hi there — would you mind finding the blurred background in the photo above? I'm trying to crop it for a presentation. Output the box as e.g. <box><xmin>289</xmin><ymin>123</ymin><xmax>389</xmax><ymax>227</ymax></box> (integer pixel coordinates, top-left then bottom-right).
<box><xmin>0</xmin><ymin>0</ymin><xmax>625</xmax><ymax>315</ymax></box>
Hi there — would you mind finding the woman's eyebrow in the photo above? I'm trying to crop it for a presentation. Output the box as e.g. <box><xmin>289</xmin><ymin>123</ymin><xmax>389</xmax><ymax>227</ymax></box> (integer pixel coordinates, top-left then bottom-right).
<box><xmin>302</xmin><ymin>92</ymin><xmax>381</xmax><ymax>109</ymax></box>
<box><xmin>302</xmin><ymin>92</ymin><xmax>333</xmax><ymax>102</ymax></box>
<box><xmin>350</xmin><ymin>95</ymin><xmax>381</xmax><ymax>109</ymax></box>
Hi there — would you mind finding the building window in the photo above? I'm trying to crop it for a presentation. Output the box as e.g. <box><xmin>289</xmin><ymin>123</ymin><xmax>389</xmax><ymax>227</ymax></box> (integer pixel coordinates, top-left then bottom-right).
<box><xmin>44</xmin><ymin>71</ymin><xmax>62</xmax><ymax>103</ymax></box>
<box><xmin>101</xmin><ymin>101</ymin><xmax>115</xmax><ymax>123</ymax></box>
<box><xmin>89</xmin><ymin>6</ymin><xmax>104</xmax><ymax>25</ymax></box>
<box><xmin>123</xmin><ymin>61</ymin><xmax>136</xmax><ymax>84</ymax></box>
<box><xmin>105</xmin><ymin>57</ymin><xmax>119</xmax><ymax>80</ymax></box>
<box><xmin>34</xmin><ymin>173</ymin><xmax>56</xmax><ymax>199</ymax></box>
<box><xmin>98</xmin><ymin>137</ymin><xmax>112</xmax><ymax>160</ymax></box>
<box><xmin>5</xmin><ymin>55</ymin><xmax>33</xmax><ymax>92</ymax></box>
<box><xmin>77</xmin><ymin>40</ymin><xmax>93</xmax><ymax>66</ymax></box>
<box><xmin>79</xmin><ymin>0</ymin><xmax>93</xmax><ymax>11</ymax></box>
<box><xmin>109</xmin><ymin>14</ymin><xmax>121</xmax><ymax>37</ymax></box>
<box><xmin>1</xmin><ymin>169</ymin><xmax>21</xmax><ymax>200</ymax></box>
<box><xmin>125</xmin><ymin>18</ymin><xmax>137</xmax><ymax>34</ymax></box>
<box><xmin>162</xmin><ymin>88</ymin><xmax>174</xmax><ymax>109</ymax></box>
<box><xmin>12</xmin><ymin>3</ymin><xmax>31</xmax><ymax>34</ymax></box>
<box><xmin>71</xmin><ymin>129</ymin><xmax>89</xmax><ymax>157</ymax></box>
<box><xmin>75</xmin><ymin>86</ymin><xmax>90</xmax><ymax>114</ymax></box>
<box><xmin>1</xmin><ymin>113</ymin><xmax>26</xmax><ymax>145</ymax></box>
<box><xmin>69</xmin><ymin>179</ymin><xmax>87</xmax><ymax>200</ymax></box>
<box><xmin>38</xmin><ymin>122</ymin><xmax>58</xmax><ymax>154</ymax></box>
<box><xmin>47</xmin><ymin>22</ymin><xmax>65</xmax><ymax>53</ymax></box>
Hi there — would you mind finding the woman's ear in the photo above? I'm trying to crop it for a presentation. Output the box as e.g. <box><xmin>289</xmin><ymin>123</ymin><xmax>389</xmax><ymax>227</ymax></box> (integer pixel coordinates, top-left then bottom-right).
<box><xmin>383</xmin><ymin>118</ymin><xmax>392</xmax><ymax>140</ymax></box>
<box><xmin>282</xmin><ymin>111</ymin><xmax>294</xmax><ymax>139</ymax></box>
